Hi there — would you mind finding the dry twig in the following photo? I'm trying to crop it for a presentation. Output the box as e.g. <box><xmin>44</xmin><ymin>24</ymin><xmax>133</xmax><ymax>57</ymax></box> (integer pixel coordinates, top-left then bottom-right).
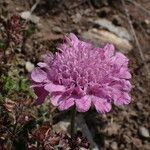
<box><xmin>30</xmin><ymin>0</ymin><xmax>41</xmax><ymax>14</ymax></box>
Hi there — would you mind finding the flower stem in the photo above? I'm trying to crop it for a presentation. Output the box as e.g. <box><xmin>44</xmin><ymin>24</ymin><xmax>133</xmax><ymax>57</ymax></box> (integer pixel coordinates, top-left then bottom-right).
<box><xmin>70</xmin><ymin>106</ymin><xmax>76</xmax><ymax>138</ymax></box>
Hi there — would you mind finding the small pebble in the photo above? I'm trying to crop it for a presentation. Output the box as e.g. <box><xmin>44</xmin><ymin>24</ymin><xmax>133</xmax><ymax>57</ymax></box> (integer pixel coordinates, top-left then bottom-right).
<box><xmin>25</xmin><ymin>61</ymin><xmax>34</xmax><ymax>72</ymax></box>
<box><xmin>52</xmin><ymin>26</ymin><xmax>62</xmax><ymax>34</ymax></box>
<box><xmin>110</xmin><ymin>142</ymin><xmax>118</xmax><ymax>150</ymax></box>
<box><xmin>145</xmin><ymin>19</ymin><xmax>150</xmax><ymax>25</ymax></box>
<box><xmin>139</xmin><ymin>127</ymin><xmax>150</xmax><ymax>138</ymax></box>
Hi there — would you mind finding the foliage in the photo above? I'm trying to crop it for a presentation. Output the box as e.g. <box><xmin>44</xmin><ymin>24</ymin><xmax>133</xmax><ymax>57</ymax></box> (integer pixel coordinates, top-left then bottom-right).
<box><xmin>0</xmin><ymin>75</ymin><xmax>31</xmax><ymax>97</ymax></box>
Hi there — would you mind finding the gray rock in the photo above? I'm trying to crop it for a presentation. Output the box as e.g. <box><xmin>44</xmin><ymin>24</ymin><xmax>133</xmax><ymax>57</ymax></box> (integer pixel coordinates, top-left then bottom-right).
<box><xmin>93</xmin><ymin>18</ymin><xmax>133</xmax><ymax>41</ymax></box>
<box><xmin>82</xmin><ymin>29</ymin><xmax>133</xmax><ymax>54</ymax></box>
<box><xmin>25</xmin><ymin>61</ymin><xmax>34</xmax><ymax>72</ymax></box>
<box><xmin>139</xmin><ymin>127</ymin><xmax>150</xmax><ymax>138</ymax></box>
<box><xmin>145</xmin><ymin>19</ymin><xmax>150</xmax><ymax>25</ymax></box>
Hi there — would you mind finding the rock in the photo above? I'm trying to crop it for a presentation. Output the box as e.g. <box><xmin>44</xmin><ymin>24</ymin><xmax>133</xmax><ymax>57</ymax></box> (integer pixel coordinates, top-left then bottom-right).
<box><xmin>145</xmin><ymin>19</ymin><xmax>150</xmax><ymax>25</ymax></box>
<box><xmin>52</xmin><ymin>26</ymin><xmax>62</xmax><ymax>34</ymax></box>
<box><xmin>82</xmin><ymin>29</ymin><xmax>133</xmax><ymax>54</ymax></box>
<box><xmin>20</xmin><ymin>11</ymin><xmax>40</xmax><ymax>24</ymax></box>
<box><xmin>139</xmin><ymin>127</ymin><xmax>150</xmax><ymax>138</ymax></box>
<box><xmin>110</xmin><ymin>142</ymin><xmax>118</xmax><ymax>150</ymax></box>
<box><xmin>93</xmin><ymin>18</ymin><xmax>133</xmax><ymax>41</ymax></box>
<box><xmin>25</xmin><ymin>61</ymin><xmax>34</xmax><ymax>72</ymax></box>
<box><xmin>53</xmin><ymin>120</ymin><xmax>70</xmax><ymax>133</ymax></box>
<box><xmin>104</xmin><ymin>123</ymin><xmax>121</xmax><ymax>136</ymax></box>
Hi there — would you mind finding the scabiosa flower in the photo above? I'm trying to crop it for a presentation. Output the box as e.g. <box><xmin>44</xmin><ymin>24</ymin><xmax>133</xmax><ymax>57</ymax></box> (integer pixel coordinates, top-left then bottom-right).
<box><xmin>30</xmin><ymin>33</ymin><xmax>131</xmax><ymax>113</ymax></box>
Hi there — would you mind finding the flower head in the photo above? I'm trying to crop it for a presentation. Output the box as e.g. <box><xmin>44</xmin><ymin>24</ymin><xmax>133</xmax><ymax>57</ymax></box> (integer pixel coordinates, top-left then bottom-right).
<box><xmin>30</xmin><ymin>33</ymin><xmax>131</xmax><ymax>113</ymax></box>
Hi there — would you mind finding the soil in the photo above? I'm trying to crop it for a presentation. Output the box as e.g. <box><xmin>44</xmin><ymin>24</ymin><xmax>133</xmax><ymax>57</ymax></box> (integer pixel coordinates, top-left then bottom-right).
<box><xmin>0</xmin><ymin>0</ymin><xmax>150</xmax><ymax>150</ymax></box>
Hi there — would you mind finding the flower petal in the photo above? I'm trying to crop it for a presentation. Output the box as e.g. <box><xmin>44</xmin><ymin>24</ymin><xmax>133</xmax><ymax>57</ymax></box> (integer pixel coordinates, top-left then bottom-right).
<box><xmin>58</xmin><ymin>98</ymin><xmax>74</xmax><ymax>111</ymax></box>
<box><xmin>114</xmin><ymin>92</ymin><xmax>131</xmax><ymax>106</ymax></box>
<box><xmin>92</xmin><ymin>96</ymin><xmax>111</xmax><ymax>113</ymax></box>
<box><xmin>119</xmin><ymin>67</ymin><xmax>132</xmax><ymax>79</ymax></box>
<box><xmin>75</xmin><ymin>95</ymin><xmax>91</xmax><ymax>112</ymax></box>
<box><xmin>112</xmin><ymin>52</ymin><xmax>129</xmax><ymax>68</ymax></box>
<box><xmin>66</xmin><ymin>33</ymin><xmax>79</xmax><ymax>44</ymax></box>
<box><xmin>41</xmin><ymin>53</ymin><xmax>53</xmax><ymax>64</ymax></box>
<box><xmin>37</xmin><ymin>62</ymin><xmax>48</xmax><ymax>68</ymax></box>
<box><xmin>31</xmin><ymin>67</ymin><xmax>47</xmax><ymax>83</ymax></box>
<box><xmin>50</xmin><ymin>94</ymin><xmax>62</xmax><ymax>106</ymax></box>
<box><xmin>33</xmin><ymin>86</ymin><xmax>48</xmax><ymax>105</ymax></box>
<box><xmin>109</xmin><ymin>79</ymin><xmax>132</xmax><ymax>92</ymax></box>
<box><xmin>104</xmin><ymin>44</ymin><xmax>115</xmax><ymax>58</ymax></box>
<box><xmin>44</xmin><ymin>83</ymin><xmax>65</xmax><ymax>92</ymax></box>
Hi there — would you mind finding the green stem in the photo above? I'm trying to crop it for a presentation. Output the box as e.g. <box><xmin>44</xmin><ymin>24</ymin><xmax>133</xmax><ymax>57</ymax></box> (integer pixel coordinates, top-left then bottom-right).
<box><xmin>70</xmin><ymin>106</ymin><xmax>76</xmax><ymax>138</ymax></box>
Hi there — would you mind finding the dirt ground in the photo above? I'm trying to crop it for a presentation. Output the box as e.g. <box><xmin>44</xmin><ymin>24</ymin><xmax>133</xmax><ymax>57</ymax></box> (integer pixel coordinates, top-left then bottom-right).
<box><xmin>0</xmin><ymin>0</ymin><xmax>150</xmax><ymax>150</ymax></box>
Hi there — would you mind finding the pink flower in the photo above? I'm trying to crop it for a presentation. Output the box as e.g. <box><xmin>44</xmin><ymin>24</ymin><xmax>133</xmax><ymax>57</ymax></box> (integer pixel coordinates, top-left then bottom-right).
<box><xmin>30</xmin><ymin>33</ymin><xmax>131</xmax><ymax>113</ymax></box>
